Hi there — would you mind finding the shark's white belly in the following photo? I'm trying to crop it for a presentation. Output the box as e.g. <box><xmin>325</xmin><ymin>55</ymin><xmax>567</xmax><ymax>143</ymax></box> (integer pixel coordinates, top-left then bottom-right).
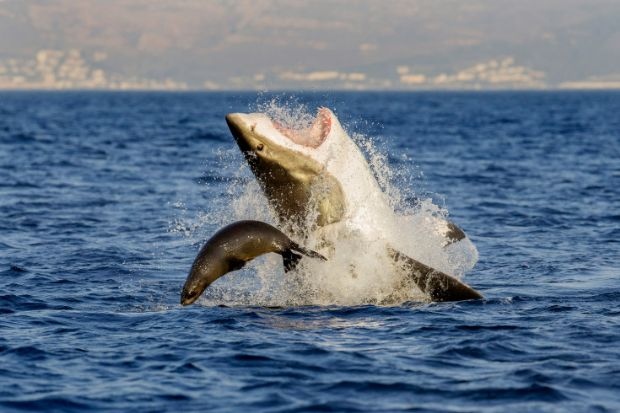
<box><xmin>312</xmin><ymin>130</ymin><xmax>478</xmax><ymax>281</ymax></box>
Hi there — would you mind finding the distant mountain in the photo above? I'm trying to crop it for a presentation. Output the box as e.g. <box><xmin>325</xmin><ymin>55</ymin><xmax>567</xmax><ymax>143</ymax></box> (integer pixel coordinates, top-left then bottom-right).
<box><xmin>1</xmin><ymin>1</ymin><xmax>619</xmax><ymax>90</ymax></box>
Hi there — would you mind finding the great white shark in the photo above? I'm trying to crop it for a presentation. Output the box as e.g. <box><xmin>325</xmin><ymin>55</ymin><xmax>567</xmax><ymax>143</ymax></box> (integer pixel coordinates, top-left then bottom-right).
<box><xmin>224</xmin><ymin>107</ymin><xmax>482</xmax><ymax>302</ymax></box>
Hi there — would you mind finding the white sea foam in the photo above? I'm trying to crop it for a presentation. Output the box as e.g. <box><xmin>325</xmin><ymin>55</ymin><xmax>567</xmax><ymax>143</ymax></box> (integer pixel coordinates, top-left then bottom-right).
<box><xmin>187</xmin><ymin>100</ymin><xmax>477</xmax><ymax>307</ymax></box>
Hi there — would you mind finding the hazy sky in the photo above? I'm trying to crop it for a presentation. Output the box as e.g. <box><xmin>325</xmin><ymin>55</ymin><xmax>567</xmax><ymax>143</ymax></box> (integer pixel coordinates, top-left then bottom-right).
<box><xmin>1</xmin><ymin>0</ymin><xmax>619</xmax><ymax>89</ymax></box>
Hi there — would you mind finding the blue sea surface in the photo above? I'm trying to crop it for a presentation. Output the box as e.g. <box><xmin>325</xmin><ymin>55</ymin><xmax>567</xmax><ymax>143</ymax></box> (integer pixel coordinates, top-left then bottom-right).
<box><xmin>1</xmin><ymin>91</ymin><xmax>619</xmax><ymax>412</ymax></box>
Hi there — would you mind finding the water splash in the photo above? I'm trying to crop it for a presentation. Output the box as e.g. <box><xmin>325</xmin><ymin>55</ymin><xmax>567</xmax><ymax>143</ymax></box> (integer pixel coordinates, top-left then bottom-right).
<box><xmin>183</xmin><ymin>99</ymin><xmax>477</xmax><ymax>307</ymax></box>
<box><xmin>253</xmin><ymin>95</ymin><xmax>317</xmax><ymax>130</ymax></box>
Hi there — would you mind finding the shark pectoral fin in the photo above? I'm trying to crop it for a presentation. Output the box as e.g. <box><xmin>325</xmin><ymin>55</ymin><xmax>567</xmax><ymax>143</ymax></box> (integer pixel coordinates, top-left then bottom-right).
<box><xmin>425</xmin><ymin>214</ymin><xmax>468</xmax><ymax>247</ymax></box>
<box><xmin>445</xmin><ymin>221</ymin><xmax>467</xmax><ymax>245</ymax></box>
<box><xmin>387</xmin><ymin>247</ymin><xmax>483</xmax><ymax>302</ymax></box>
<box><xmin>282</xmin><ymin>250</ymin><xmax>303</xmax><ymax>273</ymax></box>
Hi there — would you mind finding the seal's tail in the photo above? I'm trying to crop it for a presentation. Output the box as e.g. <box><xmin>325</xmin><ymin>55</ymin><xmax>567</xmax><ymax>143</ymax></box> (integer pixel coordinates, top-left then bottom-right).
<box><xmin>282</xmin><ymin>243</ymin><xmax>327</xmax><ymax>272</ymax></box>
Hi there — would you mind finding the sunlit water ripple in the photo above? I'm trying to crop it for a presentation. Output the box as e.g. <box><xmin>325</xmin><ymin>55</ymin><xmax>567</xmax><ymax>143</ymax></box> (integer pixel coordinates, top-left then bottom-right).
<box><xmin>1</xmin><ymin>91</ymin><xmax>619</xmax><ymax>412</ymax></box>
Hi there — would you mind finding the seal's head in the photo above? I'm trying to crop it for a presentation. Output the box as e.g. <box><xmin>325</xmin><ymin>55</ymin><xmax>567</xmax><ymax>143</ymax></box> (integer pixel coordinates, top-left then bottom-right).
<box><xmin>180</xmin><ymin>260</ymin><xmax>224</xmax><ymax>306</ymax></box>
<box><xmin>180</xmin><ymin>283</ymin><xmax>201</xmax><ymax>305</ymax></box>
<box><xmin>180</xmin><ymin>275</ymin><xmax>204</xmax><ymax>306</ymax></box>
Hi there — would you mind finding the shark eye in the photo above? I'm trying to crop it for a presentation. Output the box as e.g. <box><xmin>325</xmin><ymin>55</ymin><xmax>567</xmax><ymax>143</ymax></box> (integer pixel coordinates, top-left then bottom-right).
<box><xmin>256</xmin><ymin>143</ymin><xmax>264</xmax><ymax>151</ymax></box>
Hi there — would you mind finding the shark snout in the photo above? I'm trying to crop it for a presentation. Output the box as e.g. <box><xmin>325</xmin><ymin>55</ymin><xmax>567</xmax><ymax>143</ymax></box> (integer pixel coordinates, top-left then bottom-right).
<box><xmin>225</xmin><ymin>112</ymin><xmax>264</xmax><ymax>154</ymax></box>
<box><xmin>225</xmin><ymin>113</ymin><xmax>251</xmax><ymax>146</ymax></box>
<box><xmin>225</xmin><ymin>112</ymin><xmax>243</xmax><ymax>125</ymax></box>
<box><xmin>225</xmin><ymin>113</ymin><xmax>245</xmax><ymax>140</ymax></box>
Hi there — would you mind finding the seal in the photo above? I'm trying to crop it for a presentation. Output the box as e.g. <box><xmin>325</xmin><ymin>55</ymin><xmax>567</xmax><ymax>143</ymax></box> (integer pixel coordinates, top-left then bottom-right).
<box><xmin>180</xmin><ymin>220</ymin><xmax>326</xmax><ymax>305</ymax></box>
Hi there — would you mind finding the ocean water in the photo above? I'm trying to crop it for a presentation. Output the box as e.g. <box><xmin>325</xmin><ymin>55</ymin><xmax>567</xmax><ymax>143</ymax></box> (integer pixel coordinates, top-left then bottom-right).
<box><xmin>0</xmin><ymin>91</ymin><xmax>619</xmax><ymax>412</ymax></box>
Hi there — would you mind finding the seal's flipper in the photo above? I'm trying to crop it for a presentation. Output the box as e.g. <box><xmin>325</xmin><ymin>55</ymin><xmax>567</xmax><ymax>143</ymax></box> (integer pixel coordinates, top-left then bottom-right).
<box><xmin>228</xmin><ymin>258</ymin><xmax>246</xmax><ymax>272</ymax></box>
<box><xmin>388</xmin><ymin>247</ymin><xmax>482</xmax><ymax>301</ymax></box>
<box><xmin>282</xmin><ymin>244</ymin><xmax>326</xmax><ymax>272</ymax></box>
<box><xmin>282</xmin><ymin>250</ymin><xmax>303</xmax><ymax>273</ymax></box>
<box><xmin>291</xmin><ymin>243</ymin><xmax>327</xmax><ymax>261</ymax></box>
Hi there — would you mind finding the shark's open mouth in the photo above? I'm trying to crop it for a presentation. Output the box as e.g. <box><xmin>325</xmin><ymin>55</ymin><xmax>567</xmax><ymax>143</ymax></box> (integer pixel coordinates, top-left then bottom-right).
<box><xmin>272</xmin><ymin>108</ymin><xmax>331</xmax><ymax>148</ymax></box>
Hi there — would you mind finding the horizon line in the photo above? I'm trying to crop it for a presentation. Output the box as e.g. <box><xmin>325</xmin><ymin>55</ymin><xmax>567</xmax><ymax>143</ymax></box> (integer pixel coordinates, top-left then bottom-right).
<box><xmin>1</xmin><ymin>87</ymin><xmax>620</xmax><ymax>93</ymax></box>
